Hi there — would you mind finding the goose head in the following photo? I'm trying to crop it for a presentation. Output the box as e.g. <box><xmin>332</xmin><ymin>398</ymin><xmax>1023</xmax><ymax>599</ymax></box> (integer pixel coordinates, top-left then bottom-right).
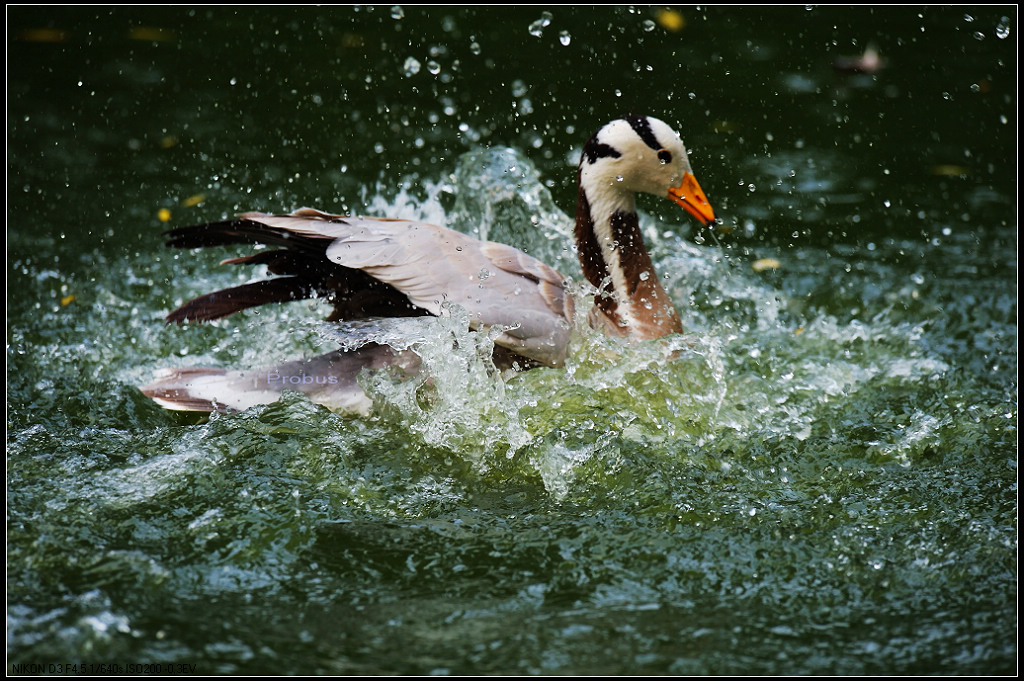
<box><xmin>578</xmin><ymin>115</ymin><xmax>715</xmax><ymax>225</ymax></box>
<box><xmin>574</xmin><ymin>115</ymin><xmax>715</xmax><ymax>339</ymax></box>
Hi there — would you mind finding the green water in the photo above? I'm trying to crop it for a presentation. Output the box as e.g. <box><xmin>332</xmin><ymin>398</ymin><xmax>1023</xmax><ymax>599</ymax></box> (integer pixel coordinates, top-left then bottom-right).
<box><xmin>7</xmin><ymin>6</ymin><xmax>1016</xmax><ymax>675</ymax></box>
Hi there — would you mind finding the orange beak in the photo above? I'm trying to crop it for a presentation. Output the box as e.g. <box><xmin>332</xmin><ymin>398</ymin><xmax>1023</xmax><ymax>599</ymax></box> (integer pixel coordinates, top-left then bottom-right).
<box><xmin>668</xmin><ymin>172</ymin><xmax>716</xmax><ymax>226</ymax></box>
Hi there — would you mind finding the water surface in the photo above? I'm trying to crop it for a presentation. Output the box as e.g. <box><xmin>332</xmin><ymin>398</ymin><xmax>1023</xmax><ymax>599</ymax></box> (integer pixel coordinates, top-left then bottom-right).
<box><xmin>7</xmin><ymin>6</ymin><xmax>1016</xmax><ymax>674</ymax></box>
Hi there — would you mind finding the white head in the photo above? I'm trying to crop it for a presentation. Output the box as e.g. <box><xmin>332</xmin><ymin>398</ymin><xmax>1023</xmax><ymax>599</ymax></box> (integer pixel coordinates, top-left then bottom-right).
<box><xmin>579</xmin><ymin>115</ymin><xmax>714</xmax><ymax>226</ymax></box>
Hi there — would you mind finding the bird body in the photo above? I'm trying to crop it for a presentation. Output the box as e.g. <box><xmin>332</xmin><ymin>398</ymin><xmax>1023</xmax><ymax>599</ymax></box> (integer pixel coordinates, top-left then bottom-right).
<box><xmin>142</xmin><ymin>116</ymin><xmax>715</xmax><ymax>414</ymax></box>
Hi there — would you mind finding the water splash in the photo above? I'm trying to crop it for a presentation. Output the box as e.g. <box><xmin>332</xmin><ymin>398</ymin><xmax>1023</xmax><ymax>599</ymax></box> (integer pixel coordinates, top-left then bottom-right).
<box><xmin>528</xmin><ymin>12</ymin><xmax>553</xmax><ymax>38</ymax></box>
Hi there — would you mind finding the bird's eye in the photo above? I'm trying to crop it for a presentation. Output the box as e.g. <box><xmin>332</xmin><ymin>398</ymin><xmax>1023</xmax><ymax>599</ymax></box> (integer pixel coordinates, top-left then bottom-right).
<box><xmin>657</xmin><ymin>149</ymin><xmax>672</xmax><ymax>164</ymax></box>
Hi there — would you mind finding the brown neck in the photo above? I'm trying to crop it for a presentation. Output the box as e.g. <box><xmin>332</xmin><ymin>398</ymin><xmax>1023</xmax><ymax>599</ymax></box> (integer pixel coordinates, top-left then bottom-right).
<box><xmin>575</xmin><ymin>177</ymin><xmax>683</xmax><ymax>339</ymax></box>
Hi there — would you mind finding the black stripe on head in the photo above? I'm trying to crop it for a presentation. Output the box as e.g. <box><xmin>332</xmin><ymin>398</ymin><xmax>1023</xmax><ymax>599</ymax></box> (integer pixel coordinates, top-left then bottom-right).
<box><xmin>624</xmin><ymin>115</ymin><xmax>664</xmax><ymax>152</ymax></box>
<box><xmin>582</xmin><ymin>139</ymin><xmax>622</xmax><ymax>165</ymax></box>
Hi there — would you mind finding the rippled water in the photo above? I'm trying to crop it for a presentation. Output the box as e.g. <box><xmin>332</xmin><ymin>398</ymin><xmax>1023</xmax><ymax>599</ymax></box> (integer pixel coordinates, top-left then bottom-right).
<box><xmin>7</xmin><ymin>6</ymin><xmax>1016</xmax><ymax>674</ymax></box>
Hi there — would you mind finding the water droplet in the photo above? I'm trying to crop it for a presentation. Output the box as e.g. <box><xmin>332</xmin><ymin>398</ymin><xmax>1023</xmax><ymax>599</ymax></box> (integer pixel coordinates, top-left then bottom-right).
<box><xmin>642</xmin><ymin>19</ymin><xmax>656</xmax><ymax>32</ymax></box>
<box><xmin>996</xmin><ymin>16</ymin><xmax>1011</xmax><ymax>39</ymax></box>
<box><xmin>528</xmin><ymin>11</ymin><xmax>552</xmax><ymax>37</ymax></box>
<box><xmin>559</xmin><ymin>30</ymin><xmax>571</xmax><ymax>46</ymax></box>
<box><xmin>639</xmin><ymin>271</ymin><xmax>650</xmax><ymax>281</ymax></box>
<box><xmin>390</xmin><ymin>5</ymin><xmax>404</xmax><ymax>20</ymax></box>
<box><xmin>427</xmin><ymin>60</ymin><xmax>441</xmax><ymax>75</ymax></box>
<box><xmin>469</xmin><ymin>41</ymin><xmax>481</xmax><ymax>55</ymax></box>
<box><xmin>615</xmin><ymin>175</ymin><xmax>624</xmax><ymax>182</ymax></box>
<box><xmin>972</xmin><ymin>31</ymin><xmax>985</xmax><ymax>41</ymax></box>
<box><xmin>403</xmin><ymin>57</ymin><xmax>421</xmax><ymax>77</ymax></box>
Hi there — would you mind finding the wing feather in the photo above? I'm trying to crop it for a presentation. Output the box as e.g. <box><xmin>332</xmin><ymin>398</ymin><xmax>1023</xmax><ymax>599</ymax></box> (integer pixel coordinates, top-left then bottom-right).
<box><xmin>166</xmin><ymin>210</ymin><xmax>574</xmax><ymax>367</ymax></box>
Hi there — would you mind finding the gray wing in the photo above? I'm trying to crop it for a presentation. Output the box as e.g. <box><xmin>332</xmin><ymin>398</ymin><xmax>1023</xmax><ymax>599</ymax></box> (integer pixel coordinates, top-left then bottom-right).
<box><xmin>319</xmin><ymin>215</ymin><xmax>574</xmax><ymax>367</ymax></box>
<box><xmin>167</xmin><ymin>209</ymin><xmax>574</xmax><ymax>367</ymax></box>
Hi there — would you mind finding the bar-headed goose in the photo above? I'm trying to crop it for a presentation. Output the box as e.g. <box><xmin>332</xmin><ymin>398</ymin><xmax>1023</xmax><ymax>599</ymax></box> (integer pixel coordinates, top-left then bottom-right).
<box><xmin>142</xmin><ymin>115</ymin><xmax>715</xmax><ymax>414</ymax></box>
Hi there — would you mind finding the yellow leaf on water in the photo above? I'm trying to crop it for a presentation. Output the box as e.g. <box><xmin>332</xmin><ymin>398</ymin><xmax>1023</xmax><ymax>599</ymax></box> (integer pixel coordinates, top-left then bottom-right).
<box><xmin>752</xmin><ymin>258</ymin><xmax>781</xmax><ymax>272</ymax></box>
<box><xmin>655</xmin><ymin>9</ymin><xmax>686</xmax><ymax>32</ymax></box>
<box><xmin>341</xmin><ymin>33</ymin><xmax>365</xmax><ymax>49</ymax></box>
<box><xmin>930</xmin><ymin>164</ymin><xmax>969</xmax><ymax>177</ymax></box>
<box><xmin>158</xmin><ymin>208</ymin><xmax>172</xmax><ymax>223</ymax></box>
<box><xmin>18</xmin><ymin>28</ymin><xmax>69</xmax><ymax>43</ymax></box>
<box><xmin>129</xmin><ymin>27</ymin><xmax>175</xmax><ymax>42</ymax></box>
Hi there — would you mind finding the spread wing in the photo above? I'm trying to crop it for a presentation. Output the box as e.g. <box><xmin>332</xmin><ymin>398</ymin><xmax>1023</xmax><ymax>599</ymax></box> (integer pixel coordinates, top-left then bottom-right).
<box><xmin>163</xmin><ymin>209</ymin><xmax>574</xmax><ymax>367</ymax></box>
